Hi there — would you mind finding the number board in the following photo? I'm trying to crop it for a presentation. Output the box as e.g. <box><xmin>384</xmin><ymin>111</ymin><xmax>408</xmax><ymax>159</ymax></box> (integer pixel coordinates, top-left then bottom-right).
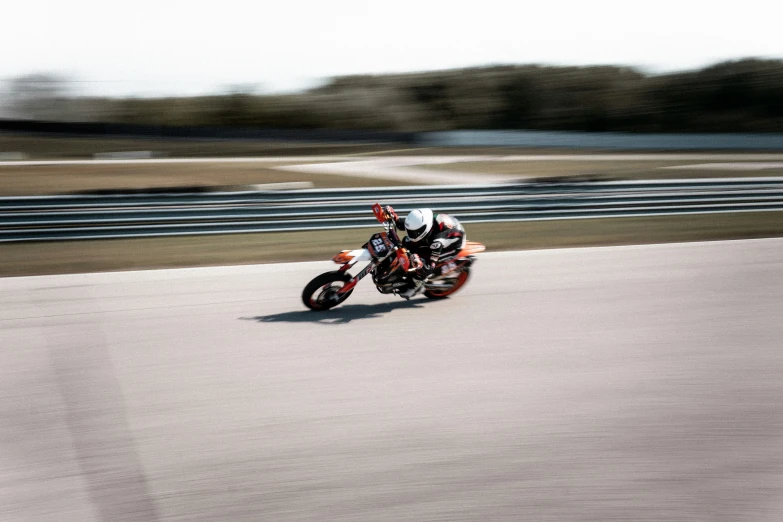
<box><xmin>368</xmin><ymin>233</ymin><xmax>391</xmax><ymax>258</ymax></box>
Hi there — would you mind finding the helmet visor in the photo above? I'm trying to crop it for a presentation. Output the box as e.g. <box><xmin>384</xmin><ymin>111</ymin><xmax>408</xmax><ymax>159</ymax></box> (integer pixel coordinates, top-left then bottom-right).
<box><xmin>406</xmin><ymin>223</ymin><xmax>428</xmax><ymax>241</ymax></box>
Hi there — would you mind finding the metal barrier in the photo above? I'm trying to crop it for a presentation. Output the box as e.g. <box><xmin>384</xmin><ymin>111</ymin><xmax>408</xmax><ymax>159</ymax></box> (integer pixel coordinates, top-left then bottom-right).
<box><xmin>2</xmin><ymin>178</ymin><xmax>783</xmax><ymax>242</ymax></box>
<box><xmin>420</xmin><ymin>130</ymin><xmax>783</xmax><ymax>150</ymax></box>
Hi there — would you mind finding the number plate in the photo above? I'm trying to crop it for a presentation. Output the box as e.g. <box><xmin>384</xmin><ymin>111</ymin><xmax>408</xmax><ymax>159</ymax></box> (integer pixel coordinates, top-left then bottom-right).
<box><xmin>368</xmin><ymin>233</ymin><xmax>391</xmax><ymax>258</ymax></box>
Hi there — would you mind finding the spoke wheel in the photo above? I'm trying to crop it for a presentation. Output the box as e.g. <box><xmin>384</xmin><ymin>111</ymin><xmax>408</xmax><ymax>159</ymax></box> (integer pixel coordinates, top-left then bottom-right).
<box><xmin>424</xmin><ymin>268</ymin><xmax>470</xmax><ymax>300</ymax></box>
<box><xmin>302</xmin><ymin>271</ymin><xmax>354</xmax><ymax>310</ymax></box>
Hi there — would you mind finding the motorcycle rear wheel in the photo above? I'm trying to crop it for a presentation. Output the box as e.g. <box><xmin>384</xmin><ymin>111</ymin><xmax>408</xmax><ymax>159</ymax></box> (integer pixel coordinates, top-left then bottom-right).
<box><xmin>424</xmin><ymin>268</ymin><xmax>470</xmax><ymax>299</ymax></box>
<box><xmin>302</xmin><ymin>271</ymin><xmax>353</xmax><ymax>310</ymax></box>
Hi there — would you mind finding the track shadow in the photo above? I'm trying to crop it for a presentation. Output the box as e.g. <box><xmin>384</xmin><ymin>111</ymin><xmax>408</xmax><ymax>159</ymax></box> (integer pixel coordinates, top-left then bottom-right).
<box><xmin>241</xmin><ymin>299</ymin><xmax>428</xmax><ymax>325</ymax></box>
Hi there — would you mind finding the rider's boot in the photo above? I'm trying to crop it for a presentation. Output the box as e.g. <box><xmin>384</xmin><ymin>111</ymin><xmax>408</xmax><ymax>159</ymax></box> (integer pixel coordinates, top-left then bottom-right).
<box><xmin>399</xmin><ymin>278</ymin><xmax>425</xmax><ymax>299</ymax></box>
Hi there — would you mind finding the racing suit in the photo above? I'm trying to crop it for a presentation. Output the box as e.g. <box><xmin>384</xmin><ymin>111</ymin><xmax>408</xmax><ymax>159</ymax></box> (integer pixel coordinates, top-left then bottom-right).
<box><xmin>389</xmin><ymin>210</ymin><xmax>466</xmax><ymax>295</ymax></box>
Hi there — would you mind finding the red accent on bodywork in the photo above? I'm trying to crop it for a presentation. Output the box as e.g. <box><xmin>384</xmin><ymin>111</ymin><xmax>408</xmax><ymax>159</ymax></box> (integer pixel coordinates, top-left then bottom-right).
<box><xmin>396</xmin><ymin>248</ymin><xmax>411</xmax><ymax>271</ymax></box>
<box><xmin>337</xmin><ymin>278</ymin><xmax>358</xmax><ymax>294</ymax></box>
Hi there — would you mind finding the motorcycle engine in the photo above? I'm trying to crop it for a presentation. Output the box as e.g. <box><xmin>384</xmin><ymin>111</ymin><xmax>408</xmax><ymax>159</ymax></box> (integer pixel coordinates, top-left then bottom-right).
<box><xmin>372</xmin><ymin>258</ymin><xmax>408</xmax><ymax>294</ymax></box>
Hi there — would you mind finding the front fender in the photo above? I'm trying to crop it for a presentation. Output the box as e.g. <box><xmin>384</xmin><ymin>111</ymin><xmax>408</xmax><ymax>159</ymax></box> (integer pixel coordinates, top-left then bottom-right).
<box><xmin>333</xmin><ymin>248</ymin><xmax>371</xmax><ymax>267</ymax></box>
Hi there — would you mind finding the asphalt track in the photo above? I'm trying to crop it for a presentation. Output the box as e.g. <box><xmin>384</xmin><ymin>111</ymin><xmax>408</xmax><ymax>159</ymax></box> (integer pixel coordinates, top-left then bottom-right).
<box><xmin>2</xmin><ymin>239</ymin><xmax>783</xmax><ymax>521</ymax></box>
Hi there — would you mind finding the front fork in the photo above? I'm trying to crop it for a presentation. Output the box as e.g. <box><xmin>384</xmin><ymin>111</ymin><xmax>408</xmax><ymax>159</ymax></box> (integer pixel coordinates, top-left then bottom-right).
<box><xmin>336</xmin><ymin>261</ymin><xmax>376</xmax><ymax>295</ymax></box>
<box><xmin>336</xmin><ymin>247</ymin><xmax>409</xmax><ymax>295</ymax></box>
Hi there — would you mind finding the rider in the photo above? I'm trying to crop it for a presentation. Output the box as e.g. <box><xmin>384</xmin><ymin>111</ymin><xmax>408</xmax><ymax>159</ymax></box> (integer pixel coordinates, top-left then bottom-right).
<box><xmin>385</xmin><ymin>206</ymin><xmax>466</xmax><ymax>298</ymax></box>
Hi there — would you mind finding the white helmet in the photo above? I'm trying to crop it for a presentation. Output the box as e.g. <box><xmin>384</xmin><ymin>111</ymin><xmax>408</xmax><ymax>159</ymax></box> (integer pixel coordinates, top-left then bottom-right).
<box><xmin>404</xmin><ymin>208</ymin><xmax>433</xmax><ymax>241</ymax></box>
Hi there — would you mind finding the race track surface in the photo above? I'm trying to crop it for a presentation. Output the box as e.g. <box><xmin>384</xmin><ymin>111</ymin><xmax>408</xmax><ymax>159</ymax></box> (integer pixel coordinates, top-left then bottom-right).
<box><xmin>2</xmin><ymin>239</ymin><xmax>783</xmax><ymax>521</ymax></box>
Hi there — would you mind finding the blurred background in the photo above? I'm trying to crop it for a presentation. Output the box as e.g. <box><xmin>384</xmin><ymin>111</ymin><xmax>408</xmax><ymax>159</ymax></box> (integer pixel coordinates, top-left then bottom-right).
<box><xmin>3</xmin><ymin>59</ymin><xmax>783</xmax><ymax>133</ymax></box>
<box><xmin>2</xmin><ymin>1</ymin><xmax>783</xmax><ymax>521</ymax></box>
<box><xmin>2</xmin><ymin>0</ymin><xmax>783</xmax><ymax>135</ymax></box>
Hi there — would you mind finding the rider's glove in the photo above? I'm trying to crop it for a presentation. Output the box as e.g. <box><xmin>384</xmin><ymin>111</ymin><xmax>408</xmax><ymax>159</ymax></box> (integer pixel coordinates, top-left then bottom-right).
<box><xmin>384</xmin><ymin>205</ymin><xmax>398</xmax><ymax>222</ymax></box>
<box><xmin>409</xmin><ymin>254</ymin><xmax>433</xmax><ymax>280</ymax></box>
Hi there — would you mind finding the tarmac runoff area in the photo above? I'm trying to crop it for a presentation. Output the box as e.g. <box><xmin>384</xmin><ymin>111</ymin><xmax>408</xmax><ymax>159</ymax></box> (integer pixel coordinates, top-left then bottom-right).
<box><xmin>2</xmin><ymin>238</ymin><xmax>783</xmax><ymax>521</ymax></box>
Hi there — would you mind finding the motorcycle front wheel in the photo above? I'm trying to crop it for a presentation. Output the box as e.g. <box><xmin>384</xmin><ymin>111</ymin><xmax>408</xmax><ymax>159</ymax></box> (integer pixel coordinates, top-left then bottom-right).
<box><xmin>302</xmin><ymin>271</ymin><xmax>353</xmax><ymax>310</ymax></box>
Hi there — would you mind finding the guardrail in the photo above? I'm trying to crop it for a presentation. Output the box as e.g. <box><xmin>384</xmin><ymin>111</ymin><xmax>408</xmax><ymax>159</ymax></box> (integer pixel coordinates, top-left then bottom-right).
<box><xmin>2</xmin><ymin>178</ymin><xmax>783</xmax><ymax>242</ymax></box>
<box><xmin>420</xmin><ymin>130</ymin><xmax>783</xmax><ymax>150</ymax></box>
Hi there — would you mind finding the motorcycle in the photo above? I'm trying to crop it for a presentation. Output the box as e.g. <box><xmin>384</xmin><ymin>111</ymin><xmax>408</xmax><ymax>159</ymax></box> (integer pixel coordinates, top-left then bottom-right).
<box><xmin>302</xmin><ymin>203</ymin><xmax>486</xmax><ymax>311</ymax></box>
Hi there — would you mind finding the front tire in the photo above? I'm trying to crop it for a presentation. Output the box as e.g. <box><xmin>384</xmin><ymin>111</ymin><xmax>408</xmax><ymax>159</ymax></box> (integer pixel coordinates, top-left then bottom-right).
<box><xmin>424</xmin><ymin>268</ymin><xmax>470</xmax><ymax>299</ymax></box>
<box><xmin>302</xmin><ymin>271</ymin><xmax>353</xmax><ymax>310</ymax></box>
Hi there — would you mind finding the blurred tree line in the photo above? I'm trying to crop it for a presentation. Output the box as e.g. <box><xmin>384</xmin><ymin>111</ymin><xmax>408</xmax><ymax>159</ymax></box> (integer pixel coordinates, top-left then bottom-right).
<box><xmin>4</xmin><ymin>59</ymin><xmax>783</xmax><ymax>132</ymax></box>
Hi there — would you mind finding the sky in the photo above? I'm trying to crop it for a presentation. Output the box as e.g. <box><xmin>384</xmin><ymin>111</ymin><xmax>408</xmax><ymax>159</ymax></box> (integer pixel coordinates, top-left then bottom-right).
<box><xmin>2</xmin><ymin>0</ymin><xmax>782</xmax><ymax>98</ymax></box>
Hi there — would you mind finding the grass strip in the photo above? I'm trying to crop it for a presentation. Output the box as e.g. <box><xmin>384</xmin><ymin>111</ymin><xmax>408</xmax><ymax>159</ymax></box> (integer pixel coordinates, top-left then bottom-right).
<box><xmin>2</xmin><ymin>212</ymin><xmax>781</xmax><ymax>277</ymax></box>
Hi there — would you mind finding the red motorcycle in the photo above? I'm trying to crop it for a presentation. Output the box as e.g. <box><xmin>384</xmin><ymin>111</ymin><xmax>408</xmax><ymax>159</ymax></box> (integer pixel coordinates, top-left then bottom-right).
<box><xmin>302</xmin><ymin>203</ymin><xmax>486</xmax><ymax>310</ymax></box>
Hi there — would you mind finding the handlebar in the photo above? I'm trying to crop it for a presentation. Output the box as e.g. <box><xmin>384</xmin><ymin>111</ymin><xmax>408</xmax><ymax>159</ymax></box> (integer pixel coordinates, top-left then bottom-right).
<box><xmin>372</xmin><ymin>202</ymin><xmax>403</xmax><ymax>247</ymax></box>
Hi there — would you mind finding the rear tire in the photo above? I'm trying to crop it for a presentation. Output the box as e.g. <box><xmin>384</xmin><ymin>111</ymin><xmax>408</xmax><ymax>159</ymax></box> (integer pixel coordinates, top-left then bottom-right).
<box><xmin>302</xmin><ymin>271</ymin><xmax>353</xmax><ymax>310</ymax></box>
<box><xmin>424</xmin><ymin>268</ymin><xmax>470</xmax><ymax>299</ymax></box>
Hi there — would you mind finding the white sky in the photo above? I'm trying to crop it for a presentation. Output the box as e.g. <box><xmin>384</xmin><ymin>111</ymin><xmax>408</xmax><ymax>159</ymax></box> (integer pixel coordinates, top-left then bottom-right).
<box><xmin>2</xmin><ymin>0</ymin><xmax>782</xmax><ymax>98</ymax></box>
